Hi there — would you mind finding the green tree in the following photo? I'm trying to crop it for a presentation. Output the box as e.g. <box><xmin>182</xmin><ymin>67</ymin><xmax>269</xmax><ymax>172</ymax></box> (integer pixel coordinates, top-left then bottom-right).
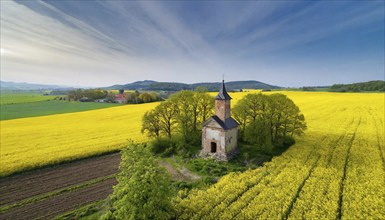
<box><xmin>141</xmin><ymin>90</ymin><xmax>214</xmax><ymax>150</ymax></box>
<box><xmin>139</xmin><ymin>92</ymin><xmax>153</xmax><ymax>103</ymax></box>
<box><xmin>233</xmin><ymin>93</ymin><xmax>306</xmax><ymax>148</ymax></box>
<box><xmin>233</xmin><ymin>93</ymin><xmax>268</xmax><ymax>139</ymax></box>
<box><xmin>102</xmin><ymin>143</ymin><xmax>174</xmax><ymax>220</ymax></box>
<box><xmin>157</xmin><ymin>101</ymin><xmax>178</xmax><ymax>138</ymax></box>
<box><xmin>244</xmin><ymin>119</ymin><xmax>273</xmax><ymax>153</ymax></box>
<box><xmin>141</xmin><ymin>109</ymin><xmax>161</xmax><ymax>138</ymax></box>
<box><xmin>169</xmin><ymin>91</ymin><xmax>195</xmax><ymax>142</ymax></box>
<box><xmin>194</xmin><ymin>86</ymin><xmax>209</xmax><ymax>93</ymax></box>
<box><xmin>196</xmin><ymin>91</ymin><xmax>215</xmax><ymax>126</ymax></box>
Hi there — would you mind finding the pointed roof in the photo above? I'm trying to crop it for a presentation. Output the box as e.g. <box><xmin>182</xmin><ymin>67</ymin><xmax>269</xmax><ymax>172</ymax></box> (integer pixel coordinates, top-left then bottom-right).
<box><xmin>202</xmin><ymin>116</ymin><xmax>239</xmax><ymax>130</ymax></box>
<box><xmin>215</xmin><ymin>80</ymin><xmax>232</xmax><ymax>100</ymax></box>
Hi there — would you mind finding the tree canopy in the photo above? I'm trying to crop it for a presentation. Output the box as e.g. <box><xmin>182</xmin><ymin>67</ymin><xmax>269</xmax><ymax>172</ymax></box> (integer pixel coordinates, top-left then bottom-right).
<box><xmin>142</xmin><ymin>90</ymin><xmax>214</xmax><ymax>143</ymax></box>
<box><xmin>329</xmin><ymin>80</ymin><xmax>385</xmax><ymax>92</ymax></box>
<box><xmin>233</xmin><ymin>93</ymin><xmax>306</xmax><ymax>152</ymax></box>
<box><xmin>102</xmin><ymin>143</ymin><xmax>174</xmax><ymax>220</ymax></box>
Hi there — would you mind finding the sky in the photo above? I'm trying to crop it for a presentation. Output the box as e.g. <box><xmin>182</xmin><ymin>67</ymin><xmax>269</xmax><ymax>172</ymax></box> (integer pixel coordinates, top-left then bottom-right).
<box><xmin>1</xmin><ymin>1</ymin><xmax>384</xmax><ymax>87</ymax></box>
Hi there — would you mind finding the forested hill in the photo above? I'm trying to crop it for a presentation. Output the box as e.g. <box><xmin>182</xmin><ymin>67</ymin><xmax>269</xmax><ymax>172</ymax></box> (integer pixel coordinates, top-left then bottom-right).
<box><xmin>106</xmin><ymin>80</ymin><xmax>280</xmax><ymax>91</ymax></box>
<box><xmin>329</xmin><ymin>80</ymin><xmax>385</xmax><ymax>92</ymax></box>
<box><xmin>0</xmin><ymin>81</ymin><xmax>73</xmax><ymax>91</ymax></box>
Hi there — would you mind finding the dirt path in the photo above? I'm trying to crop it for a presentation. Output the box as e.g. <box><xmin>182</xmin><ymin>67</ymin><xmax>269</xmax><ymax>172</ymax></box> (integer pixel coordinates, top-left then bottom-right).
<box><xmin>158</xmin><ymin>160</ymin><xmax>200</xmax><ymax>181</ymax></box>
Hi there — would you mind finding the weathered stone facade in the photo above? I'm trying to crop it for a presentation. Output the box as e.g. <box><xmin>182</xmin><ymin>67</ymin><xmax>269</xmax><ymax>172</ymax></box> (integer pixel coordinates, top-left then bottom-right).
<box><xmin>200</xmin><ymin>80</ymin><xmax>239</xmax><ymax>161</ymax></box>
<box><xmin>215</xmin><ymin>99</ymin><xmax>230</xmax><ymax>121</ymax></box>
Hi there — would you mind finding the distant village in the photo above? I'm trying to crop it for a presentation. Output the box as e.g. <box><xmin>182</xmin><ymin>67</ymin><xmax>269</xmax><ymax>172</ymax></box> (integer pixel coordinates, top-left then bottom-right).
<box><xmin>66</xmin><ymin>89</ymin><xmax>163</xmax><ymax>104</ymax></box>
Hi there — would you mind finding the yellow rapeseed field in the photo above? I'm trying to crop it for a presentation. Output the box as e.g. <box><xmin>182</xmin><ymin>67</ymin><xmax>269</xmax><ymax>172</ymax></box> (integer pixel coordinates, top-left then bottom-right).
<box><xmin>176</xmin><ymin>91</ymin><xmax>385</xmax><ymax>219</ymax></box>
<box><xmin>1</xmin><ymin>91</ymin><xmax>384</xmax><ymax>218</ymax></box>
<box><xmin>0</xmin><ymin>102</ymin><xmax>159</xmax><ymax>177</ymax></box>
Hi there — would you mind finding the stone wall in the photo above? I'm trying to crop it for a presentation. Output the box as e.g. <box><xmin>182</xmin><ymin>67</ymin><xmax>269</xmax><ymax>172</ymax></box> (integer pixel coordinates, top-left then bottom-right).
<box><xmin>200</xmin><ymin>126</ymin><xmax>238</xmax><ymax>161</ymax></box>
<box><xmin>225</xmin><ymin>127</ymin><xmax>238</xmax><ymax>153</ymax></box>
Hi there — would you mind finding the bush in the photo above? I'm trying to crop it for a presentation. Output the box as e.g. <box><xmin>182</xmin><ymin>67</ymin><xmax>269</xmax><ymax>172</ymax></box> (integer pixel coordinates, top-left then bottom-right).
<box><xmin>147</xmin><ymin>135</ymin><xmax>201</xmax><ymax>158</ymax></box>
<box><xmin>186</xmin><ymin>158</ymin><xmax>244</xmax><ymax>177</ymax></box>
<box><xmin>147</xmin><ymin>138</ymin><xmax>177</xmax><ymax>156</ymax></box>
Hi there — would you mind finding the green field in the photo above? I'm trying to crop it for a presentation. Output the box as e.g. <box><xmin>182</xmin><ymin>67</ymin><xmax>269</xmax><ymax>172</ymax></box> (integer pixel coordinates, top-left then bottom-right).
<box><xmin>0</xmin><ymin>92</ymin><xmax>61</xmax><ymax>104</ymax></box>
<box><xmin>0</xmin><ymin>101</ymin><xmax>118</xmax><ymax>120</ymax></box>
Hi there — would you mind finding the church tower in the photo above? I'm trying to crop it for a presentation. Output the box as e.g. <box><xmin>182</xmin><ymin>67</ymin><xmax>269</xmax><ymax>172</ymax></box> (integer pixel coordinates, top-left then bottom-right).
<box><xmin>200</xmin><ymin>80</ymin><xmax>239</xmax><ymax>161</ymax></box>
<box><xmin>215</xmin><ymin>80</ymin><xmax>232</xmax><ymax>121</ymax></box>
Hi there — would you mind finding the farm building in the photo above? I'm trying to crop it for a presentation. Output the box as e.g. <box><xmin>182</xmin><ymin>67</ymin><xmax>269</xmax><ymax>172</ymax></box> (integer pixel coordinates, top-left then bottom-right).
<box><xmin>114</xmin><ymin>89</ymin><xmax>127</xmax><ymax>103</ymax></box>
<box><xmin>200</xmin><ymin>80</ymin><xmax>239</xmax><ymax>160</ymax></box>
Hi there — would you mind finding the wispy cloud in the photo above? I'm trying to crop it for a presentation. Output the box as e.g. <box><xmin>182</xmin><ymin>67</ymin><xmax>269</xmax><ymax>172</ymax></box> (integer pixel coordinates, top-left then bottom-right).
<box><xmin>1</xmin><ymin>1</ymin><xmax>383</xmax><ymax>87</ymax></box>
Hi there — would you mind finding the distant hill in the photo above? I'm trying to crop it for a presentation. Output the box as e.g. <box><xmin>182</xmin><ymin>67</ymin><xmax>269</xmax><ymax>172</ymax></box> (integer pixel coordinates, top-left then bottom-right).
<box><xmin>106</xmin><ymin>80</ymin><xmax>281</xmax><ymax>91</ymax></box>
<box><xmin>105</xmin><ymin>80</ymin><xmax>157</xmax><ymax>90</ymax></box>
<box><xmin>0</xmin><ymin>81</ymin><xmax>73</xmax><ymax>91</ymax></box>
<box><xmin>329</xmin><ymin>80</ymin><xmax>385</xmax><ymax>92</ymax></box>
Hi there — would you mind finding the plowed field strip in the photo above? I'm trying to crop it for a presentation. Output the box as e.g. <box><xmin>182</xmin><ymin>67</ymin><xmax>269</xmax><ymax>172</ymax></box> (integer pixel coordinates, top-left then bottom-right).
<box><xmin>0</xmin><ymin>178</ymin><xmax>117</xmax><ymax>220</ymax></box>
<box><xmin>0</xmin><ymin>175</ymin><xmax>115</xmax><ymax>213</ymax></box>
<box><xmin>0</xmin><ymin>153</ymin><xmax>120</xmax><ymax>206</ymax></box>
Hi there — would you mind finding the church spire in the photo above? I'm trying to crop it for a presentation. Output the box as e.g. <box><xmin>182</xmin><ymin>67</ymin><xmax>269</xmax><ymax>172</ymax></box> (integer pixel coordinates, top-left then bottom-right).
<box><xmin>215</xmin><ymin>80</ymin><xmax>232</xmax><ymax>100</ymax></box>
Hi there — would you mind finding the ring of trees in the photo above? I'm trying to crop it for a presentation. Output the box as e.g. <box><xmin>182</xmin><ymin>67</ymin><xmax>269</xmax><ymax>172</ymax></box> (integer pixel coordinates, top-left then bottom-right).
<box><xmin>142</xmin><ymin>90</ymin><xmax>307</xmax><ymax>155</ymax></box>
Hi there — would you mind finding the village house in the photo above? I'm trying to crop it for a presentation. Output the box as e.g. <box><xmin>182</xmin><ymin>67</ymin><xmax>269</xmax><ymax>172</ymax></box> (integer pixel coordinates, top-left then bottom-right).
<box><xmin>114</xmin><ymin>89</ymin><xmax>127</xmax><ymax>103</ymax></box>
<box><xmin>200</xmin><ymin>80</ymin><xmax>239</xmax><ymax>160</ymax></box>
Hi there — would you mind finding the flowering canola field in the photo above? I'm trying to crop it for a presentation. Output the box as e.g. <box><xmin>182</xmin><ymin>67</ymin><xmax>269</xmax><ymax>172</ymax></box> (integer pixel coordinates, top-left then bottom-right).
<box><xmin>0</xmin><ymin>102</ymin><xmax>159</xmax><ymax>177</ymax></box>
<box><xmin>176</xmin><ymin>91</ymin><xmax>385</xmax><ymax>219</ymax></box>
<box><xmin>1</xmin><ymin>91</ymin><xmax>384</xmax><ymax>218</ymax></box>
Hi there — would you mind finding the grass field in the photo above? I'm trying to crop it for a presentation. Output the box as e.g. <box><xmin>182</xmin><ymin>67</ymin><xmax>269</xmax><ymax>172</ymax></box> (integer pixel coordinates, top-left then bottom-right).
<box><xmin>0</xmin><ymin>92</ymin><xmax>61</xmax><ymax>104</ymax></box>
<box><xmin>176</xmin><ymin>91</ymin><xmax>385</xmax><ymax>219</ymax></box>
<box><xmin>0</xmin><ymin>101</ymin><xmax>118</xmax><ymax>120</ymax></box>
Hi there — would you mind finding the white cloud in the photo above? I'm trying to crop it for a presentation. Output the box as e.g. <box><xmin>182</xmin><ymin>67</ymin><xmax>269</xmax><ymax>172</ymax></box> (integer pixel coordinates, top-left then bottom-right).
<box><xmin>0</xmin><ymin>1</ymin><xmax>383</xmax><ymax>87</ymax></box>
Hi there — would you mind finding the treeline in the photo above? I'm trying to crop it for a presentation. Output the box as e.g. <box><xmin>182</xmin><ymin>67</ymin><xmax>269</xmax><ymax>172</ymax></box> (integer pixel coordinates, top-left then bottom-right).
<box><xmin>142</xmin><ymin>90</ymin><xmax>214</xmax><ymax>154</ymax></box>
<box><xmin>67</xmin><ymin>89</ymin><xmax>161</xmax><ymax>104</ymax></box>
<box><xmin>126</xmin><ymin>91</ymin><xmax>162</xmax><ymax>104</ymax></box>
<box><xmin>68</xmin><ymin>89</ymin><xmax>108</xmax><ymax>101</ymax></box>
<box><xmin>233</xmin><ymin>93</ymin><xmax>306</xmax><ymax>152</ymax></box>
<box><xmin>330</xmin><ymin>80</ymin><xmax>385</xmax><ymax>92</ymax></box>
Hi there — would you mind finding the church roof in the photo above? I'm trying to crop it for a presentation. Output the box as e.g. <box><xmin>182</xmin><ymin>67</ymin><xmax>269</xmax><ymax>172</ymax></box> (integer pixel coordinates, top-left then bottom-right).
<box><xmin>203</xmin><ymin>115</ymin><xmax>239</xmax><ymax>130</ymax></box>
<box><xmin>215</xmin><ymin>80</ymin><xmax>232</xmax><ymax>100</ymax></box>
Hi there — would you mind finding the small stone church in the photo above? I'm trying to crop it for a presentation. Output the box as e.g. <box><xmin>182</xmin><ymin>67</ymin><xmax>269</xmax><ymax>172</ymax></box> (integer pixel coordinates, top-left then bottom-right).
<box><xmin>200</xmin><ymin>80</ymin><xmax>239</xmax><ymax>160</ymax></box>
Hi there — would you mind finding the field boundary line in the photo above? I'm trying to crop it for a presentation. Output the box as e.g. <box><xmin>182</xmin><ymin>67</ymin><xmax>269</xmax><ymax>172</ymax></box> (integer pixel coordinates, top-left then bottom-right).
<box><xmin>0</xmin><ymin>174</ymin><xmax>115</xmax><ymax>213</ymax></box>
<box><xmin>51</xmin><ymin>199</ymin><xmax>105</xmax><ymax>220</ymax></box>
<box><xmin>0</xmin><ymin>150</ymin><xmax>121</xmax><ymax>178</ymax></box>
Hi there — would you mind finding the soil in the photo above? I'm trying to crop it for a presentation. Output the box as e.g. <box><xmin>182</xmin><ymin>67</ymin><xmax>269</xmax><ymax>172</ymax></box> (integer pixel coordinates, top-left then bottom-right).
<box><xmin>0</xmin><ymin>153</ymin><xmax>120</xmax><ymax>206</ymax></box>
<box><xmin>0</xmin><ymin>153</ymin><xmax>121</xmax><ymax>220</ymax></box>
<box><xmin>0</xmin><ymin>153</ymin><xmax>201</xmax><ymax>220</ymax></box>
<box><xmin>0</xmin><ymin>178</ymin><xmax>117</xmax><ymax>220</ymax></box>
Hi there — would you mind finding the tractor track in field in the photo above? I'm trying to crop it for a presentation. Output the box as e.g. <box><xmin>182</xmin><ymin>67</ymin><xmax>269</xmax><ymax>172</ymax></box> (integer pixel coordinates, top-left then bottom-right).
<box><xmin>0</xmin><ymin>153</ymin><xmax>121</xmax><ymax>220</ymax></box>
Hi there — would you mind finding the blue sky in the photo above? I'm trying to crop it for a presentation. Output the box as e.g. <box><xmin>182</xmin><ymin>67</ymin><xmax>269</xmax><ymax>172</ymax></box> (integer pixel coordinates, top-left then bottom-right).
<box><xmin>1</xmin><ymin>1</ymin><xmax>384</xmax><ymax>87</ymax></box>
